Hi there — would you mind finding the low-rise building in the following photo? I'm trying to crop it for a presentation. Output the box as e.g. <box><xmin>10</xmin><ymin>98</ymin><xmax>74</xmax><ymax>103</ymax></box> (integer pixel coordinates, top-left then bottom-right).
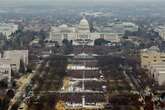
<box><xmin>148</xmin><ymin>63</ymin><xmax>165</xmax><ymax>85</ymax></box>
<box><xmin>140</xmin><ymin>46</ymin><xmax>165</xmax><ymax>85</ymax></box>
<box><xmin>0</xmin><ymin>23</ymin><xmax>18</xmax><ymax>39</ymax></box>
<box><xmin>0</xmin><ymin>50</ymin><xmax>28</xmax><ymax>71</ymax></box>
<box><xmin>140</xmin><ymin>46</ymin><xmax>165</xmax><ymax>68</ymax></box>
<box><xmin>0</xmin><ymin>50</ymin><xmax>28</xmax><ymax>87</ymax></box>
<box><xmin>23</xmin><ymin>23</ymin><xmax>49</xmax><ymax>32</ymax></box>
<box><xmin>100</xmin><ymin>22</ymin><xmax>138</xmax><ymax>36</ymax></box>
<box><xmin>0</xmin><ymin>64</ymin><xmax>11</xmax><ymax>87</ymax></box>
<box><xmin>155</xmin><ymin>26</ymin><xmax>165</xmax><ymax>41</ymax></box>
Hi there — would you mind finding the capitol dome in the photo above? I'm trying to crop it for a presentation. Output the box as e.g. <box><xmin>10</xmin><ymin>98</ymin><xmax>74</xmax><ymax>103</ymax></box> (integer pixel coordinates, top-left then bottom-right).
<box><xmin>78</xmin><ymin>17</ymin><xmax>90</xmax><ymax>32</ymax></box>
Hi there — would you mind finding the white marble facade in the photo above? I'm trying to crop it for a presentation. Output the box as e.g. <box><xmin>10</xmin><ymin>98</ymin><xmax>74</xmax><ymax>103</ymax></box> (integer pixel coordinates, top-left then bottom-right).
<box><xmin>49</xmin><ymin>17</ymin><xmax>120</xmax><ymax>46</ymax></box>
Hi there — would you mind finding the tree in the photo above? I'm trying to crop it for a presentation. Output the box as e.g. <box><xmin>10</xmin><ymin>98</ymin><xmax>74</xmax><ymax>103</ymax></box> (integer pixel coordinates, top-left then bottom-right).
<box><xmin>94</xmin><ymin>38</ymin><xmax>109</xmax><ymax>46</ymax></box>
<box><xmin>0</xmin><ymin>80</ymin><xmax>7</xmax><ymax>88</ymax></box>
<box><xmin>26</xmin><ymin>65</ymin><xmax>32</xmax><ymax>73</ymax></box>
<box><xmin>123</xmin><ymin>30</ymin><xmax>136</xmax><ymax>37</ymax></box>
<box><xmin>62</xmin><ymin>39</ymin><xmax>69</xmax><ymax>46</ymax></box>
<box><xmin>0</xmin><ymin>98</ymin><xmax>2</xmax><ymax>109</ymax></box>
<box><xmin>89</xmin><ymin>21</ymin><xmax>96</xmax><ymax>32</ymax></box>
<box><xmin>1</xmin><ymin>94</ymin><xmax>11</xmax><ymax>110</ymax></box>
<box><xmin>6</xmin><ymin>89</ymin><xmax>14</xmax><ymax>98</ymax></box>
<box><xmin>19</xmin><ymin>59</ymin><xmax>26</xmax><ymax>74</ymax></box>
<box><xmin>62</xmin><ymin>39</ymin><xmax>73</xmax><ymax>54</ymax></box>
<box><xmin>55</xmin><ymin>100</ymin><xmax>65</xmax><ymax>110</ymax></box>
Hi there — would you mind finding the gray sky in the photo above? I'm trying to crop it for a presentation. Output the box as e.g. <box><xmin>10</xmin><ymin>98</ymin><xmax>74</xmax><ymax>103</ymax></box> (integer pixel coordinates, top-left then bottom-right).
<box><xmin>0</xmin><ymin>0</ymin><xmax>163</xmax><ymax>2</ymax></box>
<box><xmin>0</xmin><ymin>0</ymin><xmax>164</xmax><ymax>7</ymax></box>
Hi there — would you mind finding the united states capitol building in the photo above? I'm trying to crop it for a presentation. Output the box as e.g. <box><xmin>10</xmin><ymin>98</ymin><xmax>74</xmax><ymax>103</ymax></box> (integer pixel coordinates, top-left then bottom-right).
<box><xmin>48</xmin><ymin>17</ymin><xmax>121</xmax><ymax>46</ymax></box>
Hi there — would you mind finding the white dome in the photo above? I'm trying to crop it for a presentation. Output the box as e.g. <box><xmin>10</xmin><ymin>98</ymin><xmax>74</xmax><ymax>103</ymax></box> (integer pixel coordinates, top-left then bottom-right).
<box><xmin>80</xmin><ymin>18</ymin><xmax>89</xmax><ymax>27</ymax></box>
<box><xmin>78</xmin><ymin>17</ymin><xmax>90</xmax><ymax>32</ymax></box>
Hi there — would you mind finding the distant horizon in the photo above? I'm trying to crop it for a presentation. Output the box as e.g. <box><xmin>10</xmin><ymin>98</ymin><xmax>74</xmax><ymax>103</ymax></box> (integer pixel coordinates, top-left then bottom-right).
<box><xmin>0</xmin><ymin>0</ymin><xmax>165</xmax><ymax>7</ymax></box>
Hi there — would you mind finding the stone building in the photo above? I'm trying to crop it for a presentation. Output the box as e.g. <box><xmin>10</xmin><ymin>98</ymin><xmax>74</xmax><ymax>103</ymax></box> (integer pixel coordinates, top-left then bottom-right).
<box><xmin>0</xmin><ymin>64</ymin><xmax>12</xmax><ymax>87</ymax></box>
<box><xmin>140</xmin><ymin>46</ymin><xmax>165</xmax><ymax>68</ymax></box>
<box><xmin>140</xmin><ymin>46</ymin><xmax>165</xmax><ymax>85</ymax></box>
<box><xmin>0</xmin><ymin>23</ymin><xmax>18</xmax><ymax>39</ymax></box>
<box><xmin>48</xmin><ymin>17</ymin><xmax>120</xmax><ymax>46</ymax></box>
<box><xmin>0</xmin><ymin>50</ymin><xmax>28</xmax><ymax>71</ymax></box>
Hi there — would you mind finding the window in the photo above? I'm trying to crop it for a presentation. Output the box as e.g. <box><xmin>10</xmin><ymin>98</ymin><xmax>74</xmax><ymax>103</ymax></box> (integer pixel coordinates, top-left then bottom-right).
<box><xmin>160</xmin><ymin>56</ymin><xmax>165</xmax><ymax>58</ymax></box>
<box><xmin>143</xmin><ymin>56</ymin><xmax>149</xmax><ymax>58</ymax></box>
<box><xmin>100</xmin><ymin>34</ymin><xmax>104</xmax><ymax>38</ymax></box>
<box><xmin>63</xmin><ymin>34</ymin><xmax>68</xmax><ymax>39</ymax></box>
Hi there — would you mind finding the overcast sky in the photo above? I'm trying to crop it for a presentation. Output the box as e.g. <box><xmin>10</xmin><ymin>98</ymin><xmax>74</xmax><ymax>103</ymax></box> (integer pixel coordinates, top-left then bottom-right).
<box><xmin>0</xmin><ymin>0</ymin><xmax>164</xmax><ymax>7</ymax></box>
<box><xmin>0</xmin><ymin>0</ymin><xmax>164</xmax><ymax>2</ymax></box>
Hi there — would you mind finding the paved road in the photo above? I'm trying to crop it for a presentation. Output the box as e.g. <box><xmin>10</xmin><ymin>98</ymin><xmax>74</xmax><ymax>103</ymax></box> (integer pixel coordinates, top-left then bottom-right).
<box><xmin>8</xmin><ymin>62</ymin><xmax>43</xmax><ymax>110</ymax></box>
<box><xmin>123</xmin><ymin>70</ymin><xmax>136</xmax><ymax>90</ymax></box>
<box><xmin>38</xmin><ymin>90</ymin><xmax>104</xmax><ymax>94</ymax></box>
